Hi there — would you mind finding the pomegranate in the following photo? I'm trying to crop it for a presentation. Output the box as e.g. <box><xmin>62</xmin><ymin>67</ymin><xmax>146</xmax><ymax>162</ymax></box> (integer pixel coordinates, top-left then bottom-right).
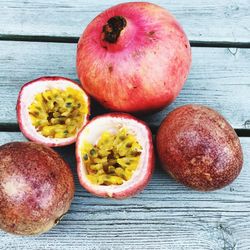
<box><xmin>0</xmin><ymin>142</ymin><xmax>75</xmax><ymax>235</ymax></box>
<box><xmin>77</xmin><ymin>2</ymin><xmax>191</xmax><ymax>113</ymax></box>
<box><xmin>76</xmin><ymin>113</ymin><xmax>154</xmax><ymax>199</ymax></box>
<box><xmin>156</xmin><ymin>105</ymin><xmax>243</xmax><ymax>191</ymax></box>
<box><xmin>17</xmin><ymin>76</ymin><xmax>90</xmax><ymax>147</ymax></box>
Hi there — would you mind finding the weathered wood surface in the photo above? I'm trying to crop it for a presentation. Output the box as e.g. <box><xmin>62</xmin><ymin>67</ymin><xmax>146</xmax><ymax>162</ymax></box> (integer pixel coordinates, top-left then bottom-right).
<box><xmin>1</xmin><ymin>0</ymin><xmax>250</xmax><ymax>44</ymax></box>
<box><xmin>0</xmin><ymin>40</ymin><xmax>250</xmax><ymax>129</ymax></box>
<box><xmin>0</xmin><ymin>132</ymin><xmax>249</xmax><ymax>250</ymax></box>
<box><xmin>1</xmin><ymin>0</ymin><xmax>250</xmax><ymax>249</ymax></box>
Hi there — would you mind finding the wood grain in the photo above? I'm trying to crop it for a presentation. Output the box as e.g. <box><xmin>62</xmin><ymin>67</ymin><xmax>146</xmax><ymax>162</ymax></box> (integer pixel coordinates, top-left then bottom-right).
<box><xmin>0</xmin><ymin>132</ymin><xmax>249</xmax><ymax>249</ymax></box>
<box><xmin>1</xmin><ymin>1</ymin><xmax>250</xmax><ymax>249</ymax></box>
<box><xmin>0</xmin><ymin>41</ymin><xmax>250</xmax><ymax>129</ymax></box>
<box><xmin>1</xmin><ymin>0</ymin><xmax>250</xmax><ymax>44</ymax></box>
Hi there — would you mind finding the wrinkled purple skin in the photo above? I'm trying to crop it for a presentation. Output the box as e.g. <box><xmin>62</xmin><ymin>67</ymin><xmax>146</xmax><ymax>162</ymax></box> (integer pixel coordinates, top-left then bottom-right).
<box><xmin>0</xmin><ymin>142</ymin><xmax>75</xmax><ymax>235</ymax></box>
<box><xmin>156</xmin><ymin>104</ymin><xmax>243</xmax><ymax>191</ymax></box>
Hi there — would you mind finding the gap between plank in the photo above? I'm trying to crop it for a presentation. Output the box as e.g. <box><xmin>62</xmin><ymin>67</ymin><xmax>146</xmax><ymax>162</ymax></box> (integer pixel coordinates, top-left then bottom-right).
<box><xmin>150</xmin><ymin>126</ymin><xmax>250</xmax><ymax>137</ymax></box>
<box><xmin>1</xmin><ymin>124</ymin><xmax>250</xmax><ymax>137</ymax></box>
<box><xmin>1</xmin><ymin>34</ymin><xmax>250</xmax><ymax>48</ymax></box>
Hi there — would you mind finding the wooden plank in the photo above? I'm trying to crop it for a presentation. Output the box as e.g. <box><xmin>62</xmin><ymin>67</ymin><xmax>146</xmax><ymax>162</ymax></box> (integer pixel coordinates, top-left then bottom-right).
<box><xmin>0</xmin><ymin>133</ymin><xmax>250</xmax><ymax>249</ymax></box>
<box><xmin>0</xmin><ymin>40</ymin><xmax>250</xmax><ymax>129</ymax></box>
<box><xmin>1</xmin><ymin>0</ymin><xmax>250</xmax><ymax>43</ymax></box>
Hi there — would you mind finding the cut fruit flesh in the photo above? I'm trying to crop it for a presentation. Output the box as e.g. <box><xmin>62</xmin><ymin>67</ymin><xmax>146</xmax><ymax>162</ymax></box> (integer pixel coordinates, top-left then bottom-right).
<box><xmin>29</xmin><ymin>87</ymin><xmax>87</xmax><ymax>139</ymax></box>
<box><xmin>76</xmin><ymin>113</ymin><xmax>155</xmax><ymax>199</ymax></box>
<box><xmin>82</xmin><ymin>128</ymin><xmax>142</xmax><ymax>185</ymax></box>
<box><xmin>17</xmin><ymin>77</ymin><xmax>90</xmax><ymax>147</ymax></box>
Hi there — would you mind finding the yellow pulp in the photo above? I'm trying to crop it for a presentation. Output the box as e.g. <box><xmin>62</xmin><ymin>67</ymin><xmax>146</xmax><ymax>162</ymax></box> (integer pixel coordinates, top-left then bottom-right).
<box><xmin>82</xmin><ymin>128</ymin><xmax>142</xmax><ymax>185</ymax></box>
<box><xmin>28</xmin><ymin>87</ymin><xmax>87</xmax><ymax>138</ymax></box>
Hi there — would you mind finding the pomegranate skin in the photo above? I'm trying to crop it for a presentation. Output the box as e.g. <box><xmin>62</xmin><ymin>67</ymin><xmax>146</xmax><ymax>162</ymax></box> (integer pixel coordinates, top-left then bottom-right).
<box><xmin>77</xmin><ymin>2</ymin><xmax>191</xmax><ymax>113</ymax></box>
<box><xmin>156</xmin><ymin>105</ymin><xmax>243</xmax><ymax>191</ymax></box>
<box><xmin>0</xmin><ymin>142</ymin><xmax>75</xmax><ymax>235</ymax></box>
<box><xmin>76</xmin><ymin>113</ymin><xmax>155</xmax><ymax>199</ymax></box>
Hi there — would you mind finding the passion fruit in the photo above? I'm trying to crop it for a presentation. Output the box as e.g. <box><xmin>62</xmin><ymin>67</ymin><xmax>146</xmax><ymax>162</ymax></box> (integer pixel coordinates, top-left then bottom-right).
<box><xmin>156</xmin><ymin>104</ymin><xmax>243</xmax><ymax>191</ymax></box>
<box><xmin>76</xmin><ymin>113</ymin><xmax>154</xmax><ymax>199</ymax></box>
<box><xmin>17</xmin><ymin>76</ymin><xmax>90</xmax><ymax>147</ymax></box>
<box><xmin>0</xmin><ymin>142</ymin><xmax>75</xmax><ymax>235</ymax></box>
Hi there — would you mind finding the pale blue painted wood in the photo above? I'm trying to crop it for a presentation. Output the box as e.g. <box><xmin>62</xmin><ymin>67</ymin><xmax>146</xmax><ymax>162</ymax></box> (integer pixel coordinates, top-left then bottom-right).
<box><xmin>0</xmin><ymin>0</ymin><xmax>250</xmax><ymax>43</ymax></box>
<box><xmin>0</xmin><ymin>41</ymin><xmax>250</xmax><ymax>129</ymax></box>
<box><xmin>0</xmin><ymin>133</ymin><xmax>250</xmax><ymax>249</ymax></box>
<box><xmin>0</xmin><ymin>1</ymin><xmax>250</xmax><ymax>249</ymax></box>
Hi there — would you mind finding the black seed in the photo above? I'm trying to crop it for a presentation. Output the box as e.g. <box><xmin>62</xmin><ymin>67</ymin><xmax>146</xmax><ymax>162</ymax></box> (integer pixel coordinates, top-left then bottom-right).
<box><xmin>90</xmin><ymin>149</ymin><xmax>96</xmax><ymax>156</ymax></box>
<box><xmin>132</xmin><ymin>151</ymin><xmax>141</xmax><ymax>156</ymax></box>
<box><xmin>114</xmin><ymin>163</ymin><xmax>120</xmax><ymax>168</ymax></box>
<box><xmin>107</xmin><ymin>151</ymin><xmax>114</xmax><ymax>160</ymax></box>
<box><xmin>47</xmin><ymin>112</ymin><xmax>54</xmax><ymax>121</ymax></box>
<box><xmin>66</xmin><ymin>102</ymin><xmax>72</xmax><ymax>108</ymax></box>
<box><xmin>42</xmin><ymin>95</ymin><xmax>47</xmax><ymax>103</ymax></box>
<box><xmin>64</xmin><ymin>130</ymin><xmax>68</xmax><ymax>134</ymax></box>
<box><xmin>103</xmin><ymin>165</ymin><xmax>109</xmax><ymax>173</ymax></box>
<box><xmin>83</xmin><ymin>154</ymin><xmax>88</xmax><ymax>161</ymax></box>
<box><xmin>77</xmin><ymin>103</ymin><xmax>81</xmax><ymax>108</ymax></box>
<box><xmin>126</xmin><ymin>143</ymin><xmax>132</xmax><ymax>148</ymax></box>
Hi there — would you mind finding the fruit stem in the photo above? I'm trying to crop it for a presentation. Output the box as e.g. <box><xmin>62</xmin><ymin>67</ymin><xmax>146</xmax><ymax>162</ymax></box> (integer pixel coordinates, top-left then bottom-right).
<box><xmin>102</xmin><ymin>16</ymin><xmax>127</xmax><ymax>43</ymax></box>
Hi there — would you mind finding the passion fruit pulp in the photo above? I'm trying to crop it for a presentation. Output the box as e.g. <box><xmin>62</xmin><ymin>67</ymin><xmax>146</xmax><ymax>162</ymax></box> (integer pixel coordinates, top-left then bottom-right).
<box><xmin>76</xmin><ymin>113</ymin><xmax>154</xmax><ymax>199</ymax></box>
<box><xmin>17</xmin><ymin>76</ymin><xmax>90</xmax><ymax>147</ymax></box>
<box><xmin>83</xmin><ymin>127</ymin><xmax>142</xmax><ymax>185</ymax></box>
<box><xmin>0</xmin><ymin>142</ymin><xmax>75</xmax><ymax>235</ymax></box>
<box><xmin>29</xmin><ymin>87</ymin><xmax>87</xmax><ymax>139</ymax></box>
<box><xmin>156</xmin><ymin>104</ymin><xmax>243</xmax><ymax>191</ymax></box>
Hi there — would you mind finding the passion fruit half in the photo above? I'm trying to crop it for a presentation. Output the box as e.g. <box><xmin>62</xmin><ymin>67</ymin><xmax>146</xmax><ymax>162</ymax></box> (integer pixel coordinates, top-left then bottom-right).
<box><xmin>17</xmin><ymin>76</ymin><xmax>90</xmax><ymax>147</ymax></box>
<box><xmin>156</xmin><ymin>104</ymin><xmax>243</xmax><ymax>191</ymax></box>
<box><xmin>0</xmin><ymin>142</ymin><xmax>75</xmax><ymax>235</ymax></box>
<box><xmin>76</xmin><ymin>113</ymin><xmax>155</xmax><ymax>199</ymax></box>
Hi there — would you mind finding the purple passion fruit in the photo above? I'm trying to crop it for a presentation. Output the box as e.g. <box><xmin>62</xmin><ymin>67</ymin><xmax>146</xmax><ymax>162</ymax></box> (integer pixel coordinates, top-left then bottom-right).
<box><xmin>156</xmin><ymin>104</ymin><xmax>243</xmax><ymax>191</ymax></box>
<box><xmin>0</xmin><ymin>142</ymin><xmax>75</xmax><ymax>235</ymax></box>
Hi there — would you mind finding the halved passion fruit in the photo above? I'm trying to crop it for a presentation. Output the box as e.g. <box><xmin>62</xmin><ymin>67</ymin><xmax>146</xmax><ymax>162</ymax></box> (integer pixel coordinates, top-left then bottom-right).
<box><xmin>76</xmin><ymin>113</ymin><xmax>154</xmax><ymax>199</ymax></box>
<box><xmin>17</xmin><ymin>77</ymin><xmax>90</xmax><ymax>147</ymax></box>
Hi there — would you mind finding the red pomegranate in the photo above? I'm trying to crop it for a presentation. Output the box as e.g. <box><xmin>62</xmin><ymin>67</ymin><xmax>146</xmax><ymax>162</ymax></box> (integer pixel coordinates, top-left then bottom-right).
<box><xmin>77</xmin><ymin>2</ymin><xmax>191</xmax><ymax>113</ymax></box>
<box><xmin>76</xmin><ymin>113</ymin><xmax>155</xmax><ymax>199</ymax></box>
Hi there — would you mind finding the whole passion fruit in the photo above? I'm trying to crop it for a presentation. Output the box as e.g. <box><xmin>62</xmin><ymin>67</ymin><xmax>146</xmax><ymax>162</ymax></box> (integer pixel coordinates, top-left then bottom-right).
<box><xmin>0</xmin><ymin>142</ymin><xmax>75</xmax><ymax>235</ymax></box>
<box><xmin>17</xmin><ymin>76</ymin><xmax>90</xmax><ymax>147</ymax></box>
<box><xmin>76</xmin><ymin>113</ymin><xmax>154</xmax><ymax>199</ymax></box>
<box><xmin>77</xmin><ymin>2</ymin><xmax>191</xmax><ymax>113</ymax></box>
<box><xmin>156</xmin><ymin>105</ymin><xmax>243</xmax><ymax>191</ymax></box>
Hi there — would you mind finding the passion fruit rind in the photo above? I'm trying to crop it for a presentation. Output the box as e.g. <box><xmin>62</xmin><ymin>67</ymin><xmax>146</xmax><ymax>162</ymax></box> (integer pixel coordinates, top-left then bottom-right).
<box><xmin>0</xmin><ymin>142</ymin><xmax>75</xmax><ymax>235</ymax></box>
<box><xmin>17</xmin><ymin>76</ymin><xmax>90</xmax><ymax>147</ymax></box>
<box><xmin>76</xmin><ymin>113</ymin><xmax>155</xmax><ymax>199</ymax></box>
<box><xmin>156</xmin><ymin>104</ymin><xmax>243</xmax><ymax>191</ymax></box>
<box><xmin>83</xmin><ymin>127</ymin><xmax>142</xmax><ymax>185</ymax></box>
